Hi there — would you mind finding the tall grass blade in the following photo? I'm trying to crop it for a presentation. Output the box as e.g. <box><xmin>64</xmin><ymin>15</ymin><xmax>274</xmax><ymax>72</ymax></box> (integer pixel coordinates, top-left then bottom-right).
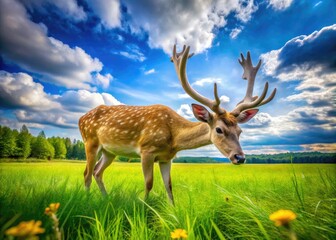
<box><xmin>211</xmin><ymin>220</ymin><xmax>227</xmax><ymax>240</ymax></box>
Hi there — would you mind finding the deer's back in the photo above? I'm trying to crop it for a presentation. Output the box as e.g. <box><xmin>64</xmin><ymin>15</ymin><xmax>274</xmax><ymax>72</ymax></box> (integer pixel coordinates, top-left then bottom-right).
<box><xmin>79</xmin><ymin>104</ymin><xmax>181</xmax><ymax>159</ymax></box>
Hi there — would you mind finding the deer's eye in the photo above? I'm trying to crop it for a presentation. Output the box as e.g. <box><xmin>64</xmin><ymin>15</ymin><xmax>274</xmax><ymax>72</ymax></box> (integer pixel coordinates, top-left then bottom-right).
<box><xmin>215</xmin><ymin>127</ymin><xmax>223</xmax><ymax>134</ymax></box>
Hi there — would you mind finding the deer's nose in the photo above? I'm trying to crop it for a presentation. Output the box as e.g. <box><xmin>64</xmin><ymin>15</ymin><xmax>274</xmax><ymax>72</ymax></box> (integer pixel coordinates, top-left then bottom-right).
<box><xmin>234</xmin><ymin>154</ymin><xmax>245</xmax><ymax>164</ymax></box>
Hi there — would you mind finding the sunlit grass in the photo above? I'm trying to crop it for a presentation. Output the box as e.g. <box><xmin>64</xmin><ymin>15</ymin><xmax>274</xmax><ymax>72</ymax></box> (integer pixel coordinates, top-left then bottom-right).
<box><xmin>0</xmin><ymin>162</ymin><xmax>335</xmax><ymax>239</ymax></box>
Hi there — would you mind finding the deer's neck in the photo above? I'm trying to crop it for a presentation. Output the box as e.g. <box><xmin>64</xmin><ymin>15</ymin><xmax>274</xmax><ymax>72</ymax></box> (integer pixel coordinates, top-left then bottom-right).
<box><xmin>173</xmin><ymin>121</ymin><xmax>211</xmax><ymax>151</ymax></box>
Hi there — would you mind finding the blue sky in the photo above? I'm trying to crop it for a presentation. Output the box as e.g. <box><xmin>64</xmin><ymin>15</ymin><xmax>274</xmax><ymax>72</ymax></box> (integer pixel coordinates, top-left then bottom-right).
<box><xmin>0</xmin><ymin>0</ymin><xmax>335</xmax><ymax>156</ymax></box>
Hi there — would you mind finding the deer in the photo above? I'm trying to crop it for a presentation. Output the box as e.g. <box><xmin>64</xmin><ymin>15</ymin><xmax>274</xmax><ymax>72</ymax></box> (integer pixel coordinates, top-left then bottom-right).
<box><xmin>78</xmin><ymin>45</ymin><xmax>276</xmax><ymax>204</ymax></box>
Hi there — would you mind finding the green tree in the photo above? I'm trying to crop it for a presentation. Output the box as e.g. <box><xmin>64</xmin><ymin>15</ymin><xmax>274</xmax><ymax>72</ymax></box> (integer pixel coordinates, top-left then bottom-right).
<box><xmin>0</xmin><ymin>126</ymin><xmax>17</xmax><ymax>158</ymax></box>
<box><xmin>64</xmin><ymin>137</ymin><xmax>73</xmax><ymax>159</ymax></box>
<box><xmin>49</xmin><ymin>137</ymin><xmax>67</xmax><ymax>159</ymax></box>
<box><xmin>16</xmin><ymin>125</ymin><xmax>32</xmax><ymax>159</ymax></box>
<box><xmin>38</xmin><ymin>130</ymin><xmax>46</xmax><ymax>138</ymax></box>
<box><xmin>72</xmin><ymin>140</ymin><xmax>85</xmax><ymax>160</ymax></box>
<box><xmin>31</xmin><ymin>131</ymin><xmax>55</xmax><ymax>159</ymax></box>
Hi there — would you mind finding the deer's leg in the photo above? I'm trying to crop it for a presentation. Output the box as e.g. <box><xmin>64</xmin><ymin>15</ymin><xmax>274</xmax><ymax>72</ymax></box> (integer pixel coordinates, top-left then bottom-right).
<box><xmin>94</xmin><ymin>150</ymin><xmax>115</xmax><ymax>195</ymax></box>
<box><xmin>83</xmin><ymin>140</ymin><xmax>99</xmax><ymax>191</ymax></box>
<box><xmin>141</xmin><ymin>152</ymin><xmax>155</xmax><ymax>199</ymax></box>
<box><xmin>159</xmin><ymin>161</ymin><xmax>174</xmax><ymax>204</ymax></box>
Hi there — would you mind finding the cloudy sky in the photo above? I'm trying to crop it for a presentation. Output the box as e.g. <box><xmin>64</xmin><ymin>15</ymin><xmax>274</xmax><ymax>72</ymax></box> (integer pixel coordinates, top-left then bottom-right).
<box><xmin>0</xmin><ymin>0</ymin><xmax>335</xmax><ymax>157</ymax></box>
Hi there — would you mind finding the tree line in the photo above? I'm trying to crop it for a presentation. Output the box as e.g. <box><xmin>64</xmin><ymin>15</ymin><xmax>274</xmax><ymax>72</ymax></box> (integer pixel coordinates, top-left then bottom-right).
<box><xmin>246</xmin><ymin>152</ymin><xmax>336</xmax><ymax>164</ymax></box>
<box><xmin>108</xmin><ymin>154</ymin><xmax>336</xmax><ymax>164</ymax></box>
<box><xmin>1</xmin><ymin>125</ymin><xmax>335</xmax><ymax>163</ymax></box>
<box><xmin>0</xmin><ymin>125</ymin><xmax>85</xmax><ymax>160</ymax></box>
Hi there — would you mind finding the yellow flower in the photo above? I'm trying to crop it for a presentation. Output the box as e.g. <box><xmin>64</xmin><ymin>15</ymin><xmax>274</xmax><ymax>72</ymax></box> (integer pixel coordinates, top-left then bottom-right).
<box><xmin>5</xmin><ymin>220</ymin><xmax>45</xmax><ymax>237</ymax></box>
<box><xmin>171</xmin><ymin>228</ymin><xmax>188</xmax><ymax>239</ymax></box>
<box><xmin>270</xmin><ymin>209</ymin><xmax>297</xmax><ymax>227</ymax></box>
<box><xmin>45</xmin><ymin>202</ymin><xmax>60</xmax><ymax>216</ymax></box>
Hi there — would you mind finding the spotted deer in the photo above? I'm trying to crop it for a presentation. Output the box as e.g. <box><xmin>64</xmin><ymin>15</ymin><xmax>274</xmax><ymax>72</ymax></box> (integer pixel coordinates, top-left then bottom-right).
<box><xmin>79</xmin><ymin>45</ymin><xmax>276</xmax><ymax>204</ymax></box>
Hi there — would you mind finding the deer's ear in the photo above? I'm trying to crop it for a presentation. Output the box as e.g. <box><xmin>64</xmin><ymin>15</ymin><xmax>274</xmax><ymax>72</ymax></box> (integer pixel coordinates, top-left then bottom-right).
<box><xmin>192</xmin><ymin>104</ymin><xmax>212</xmax><ymax>123</ymax></box>
<box><xmin>236</xmin><ymin>109</ymin><xmax>258</xmax><ymax>123</ymax></box>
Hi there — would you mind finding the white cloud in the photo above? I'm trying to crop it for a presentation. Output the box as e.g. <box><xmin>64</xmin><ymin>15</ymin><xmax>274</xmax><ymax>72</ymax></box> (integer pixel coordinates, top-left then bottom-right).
<box><xmin>0</xmin><ymin>0</ymin><xmax>104</xmax><ymax>89</ymax></box>
<box><xmin>284</xmin><ymin>88</ymin><xmax>333</xmax><ymax>106</ymax></box>
<box><xmin>0</xmin><ymin>71</ymin><xmax>122</xmax><ymax>128</ymax></box>
<box><xmin>220</xmin><ymin>95</ymin><xmax>230</xmax><ymax>104</ymax></box>
<box><xmin>246</xmin><ymin>112</ymin><xmax>272</xmax><ymax>127</ymax></box>
<box><xmin>59</xmin><ymin>90</ymin><xmax>122</xmax><ymax>112</ymax></box>
<box><xmin>95</xmin><ymin>73</ymin><xmax>113</xmax><ymax>89</ymax></box>
<box><xmin>123</xmin><ymin>0</ymin><xmax>258</xmax><ymax>54</ymax></box>
<box><xmin>314</xmin><ymin>1</ymin><xmax>322</xmax><ymax>8</ymax></box>
<box><xmin>177</xmin><ymin>104</ymin><xmax>195</xmax><ymax>120</ymax></box>
<box><xmin>101</xmin><ymin>92</ymin><xmax>122</xmax><ymax>106</ymax></box>
<box><xmin>0</xmin><ymin>116</ymin><xmax>44</xmax><ymax>130</ymax></box>
<box><xmin>260</xmin><ymin>49</ymin><xmax>282</xmax><ymax>77</ymax></box>
<box><xmin>120</xmin><ymin>51</ymin><xmax>145</xmax><ymax>62</ymax></box>
<box><xmin>192</xmin><ymin>77</ymin><xmax>222</xmax><ymax>87</ymax></box>
<box><xmin>243</xmin><ymin>145</ymin><xmax>293</xmax><ymax>155</ymax></box>
<box><xmin>301</xmin><ymin>143</ymin><xmax>336</xmax><ymax>153</ymax></box>
<box><xmin>177</xmin><ymin>93</ymin><xmax>192</xmax><ymax>99</ymax></box>
<box><xmin>144</xmin><ymin>69</ymin><xmax>155</xmax><ymax>75</ymax></box>
<box><xmin>230</xmin><ymin>27</ymin><xmax>243</xmax><ymax>39</ymax></box>
<box><xmin>86</xmin><ymin>0</ymin><xmax>121</xmax><ymax>28</ymax></box>
<box><xmin>15</xmin><ymin>110</ymin><xmax>79</xmax><ymax>128</ymax></box>
<box><xmin>261</xmin><ymin>25</ymin><xmax>336</xmax><ymax>110</ymax></box>
<box><xmin>234</xmin><ymin>0</ymin><xmax>258</xmax><ymax>22</ymax></box>
<box><xmin>267</xmin><ymin>0</ymin><xmax>293</xmax><ymax>10</ymax></box>
<box><xmin>177</xmin><ymin>145</ymin><xmax>224</xmax><ymax>158</ymax></box>
<box><xmin>0</xmin><ymin>71</ymin><xmax>60</xmax><ymax>110</ymax></box>
<box><xmin>116</xmin><ymin>44</ymin><xmax>146</xmax><ymax>62</ymax></box>
<box><xmin>19</xmin><ymin>0</ymin><xmax>87</xmax><ymax>21</ymax></box>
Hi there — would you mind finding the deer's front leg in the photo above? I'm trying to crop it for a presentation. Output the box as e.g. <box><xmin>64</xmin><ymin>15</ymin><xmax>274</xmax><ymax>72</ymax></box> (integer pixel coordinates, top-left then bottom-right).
<box><xmin>141</xmin><ymin>152</ymin><xmax>155</xmax><ymax>199</ymax></box>
<box><xmin>159</xmin><ymin>161</ymin><xmax>174</xmax><ymax>205</ymax></box>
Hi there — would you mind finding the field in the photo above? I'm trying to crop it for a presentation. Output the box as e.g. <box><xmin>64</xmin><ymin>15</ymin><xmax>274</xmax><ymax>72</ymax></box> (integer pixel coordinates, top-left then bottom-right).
<box><xmin>0</xmin><ymin>162</ymin><xmax>335</xmax><ymax>239</ymax></box>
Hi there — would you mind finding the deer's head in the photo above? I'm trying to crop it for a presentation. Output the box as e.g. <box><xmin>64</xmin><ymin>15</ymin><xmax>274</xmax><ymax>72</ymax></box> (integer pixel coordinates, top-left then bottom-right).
<box><xmin>171</xmin><ymin>45</ymin><xmax>276</xmax><ymax>164</ymax></box>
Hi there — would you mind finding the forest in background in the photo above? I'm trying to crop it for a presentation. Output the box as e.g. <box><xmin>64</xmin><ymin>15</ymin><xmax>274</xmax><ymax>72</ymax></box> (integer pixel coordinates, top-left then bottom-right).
<box><xmin>0</xmin><ymin>125</ymin><xmax>85</xmax><ymax>160</ymax></box>
<box><xmin>0</xmin><ymin>125</ymin><xmax>335</xmax><ymax>163</ymax></box>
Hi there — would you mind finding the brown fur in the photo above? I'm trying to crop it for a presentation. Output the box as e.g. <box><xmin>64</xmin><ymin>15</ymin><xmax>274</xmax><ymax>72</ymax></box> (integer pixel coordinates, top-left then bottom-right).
<box><xmin>220</xmin><ymin>112</ymin><xmax>238</xmax><ymax>126</ymax></box>
<box><xmin>79</xmin><ymin>104</ymin><xmax>241</xmax><ymax>202</ymax></box>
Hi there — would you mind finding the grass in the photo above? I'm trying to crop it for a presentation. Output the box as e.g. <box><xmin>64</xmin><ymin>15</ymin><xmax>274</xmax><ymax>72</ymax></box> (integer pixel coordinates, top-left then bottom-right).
<box><xmin>0</xmin><ymin>161</ymin><xmax>335</xmax><ymax>239</ymax></box>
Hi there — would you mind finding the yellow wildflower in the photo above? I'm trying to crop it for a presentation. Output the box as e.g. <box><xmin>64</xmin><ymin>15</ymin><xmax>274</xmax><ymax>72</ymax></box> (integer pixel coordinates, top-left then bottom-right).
<box><xmin>45</xmin><ymin>202</ymin><xmax>60</xmax><ymax>216</ymax></box>
<box><xmin>270</xmin><ymin>209</ymin><xmax>297</xmax><ymax>227</ymax></box>
<box><xmin>5</xmin><ymin>220</ymin><xmax>45</xmax><ymax>238</ymax></box>
<box><xmin>171</xmin><ymin>228</ymin><xmax>188</xmax><ymax>239</ymax></box>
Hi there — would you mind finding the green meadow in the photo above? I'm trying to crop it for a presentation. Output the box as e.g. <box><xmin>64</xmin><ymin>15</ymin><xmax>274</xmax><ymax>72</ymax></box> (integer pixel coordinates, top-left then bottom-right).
<box><xmin>0</xmin><ymin>162</ymin><xmax>335</xmax><ymax>239</ymax></box>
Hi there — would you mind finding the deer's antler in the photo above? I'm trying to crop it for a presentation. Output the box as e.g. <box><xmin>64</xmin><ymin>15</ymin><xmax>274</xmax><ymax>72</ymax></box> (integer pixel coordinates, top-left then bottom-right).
<box><xmin>231</xmin><ymin>52</ymin><xmax>276</xmax><ymax>116</ymax></box>
<box><xmin>171</xmin><ymin>45</ymin><xmax>225</xmax><ymax>115</ymax></box>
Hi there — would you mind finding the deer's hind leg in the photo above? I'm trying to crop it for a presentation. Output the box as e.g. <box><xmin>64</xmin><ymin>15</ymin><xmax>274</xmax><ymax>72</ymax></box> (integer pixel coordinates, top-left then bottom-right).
<box><xmin>94</xmin><ymin>149</ymin><xmax>115</xmax><ymax>195</ymax></box>
<box><xmin>159</xmin><ymin>161</ymin><xmax>174</xmax><ymax>204</ymax></box>
<box><xmin>84</xmin><ymin>139</ymin><xmax>100</xmax><ymax>191</ymax></box>
<box><xmin>141</xmin><ymin>152</ymin><xmax>155</xmax><ymax>200</ymax></box>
